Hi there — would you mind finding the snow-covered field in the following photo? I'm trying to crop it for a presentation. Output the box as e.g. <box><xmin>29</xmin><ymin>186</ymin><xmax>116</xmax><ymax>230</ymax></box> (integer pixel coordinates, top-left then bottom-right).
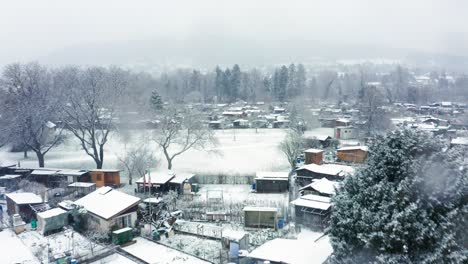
<box><xmin>0</xmin><ymin>128</ymin><xmax>333</xmax><ymax>177</ymax></box>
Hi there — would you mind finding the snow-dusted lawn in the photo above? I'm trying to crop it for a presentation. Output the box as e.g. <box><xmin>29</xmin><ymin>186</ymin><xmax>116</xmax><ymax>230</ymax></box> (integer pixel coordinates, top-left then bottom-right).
<box><xmin>0</xmin><ymin>128</ymin><xmax>333</xmax><ymax>177</ymax></box>
<box><xmin>0</xmin><ymin>228</ymin><xmax>39</xmax><ymax>264</ymax></box>
<box><xmin>18</xmin><ymin>228</ymin><xmax>106</xmax><ymax>263</ymax></box>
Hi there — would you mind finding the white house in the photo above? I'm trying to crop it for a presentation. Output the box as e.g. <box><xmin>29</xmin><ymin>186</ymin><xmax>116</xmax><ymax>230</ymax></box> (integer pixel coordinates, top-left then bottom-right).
<box><xmin>74</xmin><ymin>187</ymin><xmax>141</xmax><ymax>232</ymax></box>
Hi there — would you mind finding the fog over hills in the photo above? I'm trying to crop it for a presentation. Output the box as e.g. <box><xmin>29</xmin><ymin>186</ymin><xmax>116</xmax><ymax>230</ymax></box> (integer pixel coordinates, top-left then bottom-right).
<box><xmin>1</xmin><ymin>0</ymin><xmax>468</xmax><ymax>70</ymax></box>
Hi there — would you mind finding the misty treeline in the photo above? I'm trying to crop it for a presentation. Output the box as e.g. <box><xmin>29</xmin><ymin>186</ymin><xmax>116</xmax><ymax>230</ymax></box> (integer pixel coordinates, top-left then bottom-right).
<box><xmin>1</xmin><ymin>62</ymin><xmax>468</xmax><ymax>169</ymax></box>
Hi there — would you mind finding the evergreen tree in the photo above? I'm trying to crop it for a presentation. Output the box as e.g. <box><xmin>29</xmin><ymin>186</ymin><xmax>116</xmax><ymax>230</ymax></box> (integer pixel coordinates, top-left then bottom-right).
<box><xmin>329</xmin><ymin>129</ymin><xmax>468</xmax><ymax>264</ymax></box>
<box><xmin>150</xmin><ymin>89</ymin><xmax>164</xmax><ymax>111</ymax></box>
<box><xmin>296</xmin><ymin>64</ymin><xmax>306</xmax><ymax>96</ymax></box>
<box><xmin>287</xmin><ymin>63</ymin><xmax>297</xmax><ymax>98</ymax></box>
<box><xmin>278</xmin><ymin>65</ymin><xmax>289</xmax><ymax>101</ymax></box>
<box><xmin>230</xmin><ymin>64</ymin><xmax>241</xmax><ymax>102</ymax></box>
<box><xmin>215</xmin><ymin>66</ymin><xmax>224</xmax><ymax>102</ymax></box>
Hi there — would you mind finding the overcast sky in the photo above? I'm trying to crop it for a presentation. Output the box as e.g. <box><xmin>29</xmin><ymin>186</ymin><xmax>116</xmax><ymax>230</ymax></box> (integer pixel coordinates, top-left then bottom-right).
<box><xmin>1</xmin><ymin>0</ymin><xmax>467</xmax><ymax>66</ymax></box>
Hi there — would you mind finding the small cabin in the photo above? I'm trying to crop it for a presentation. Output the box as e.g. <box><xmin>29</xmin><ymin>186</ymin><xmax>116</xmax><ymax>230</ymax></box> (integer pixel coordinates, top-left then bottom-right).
<box><xmin>291</xmin><ymin>194</ymin><xmax>331</xmax><ymax>230</ymax></box>
<box><xmin>90</xmin><ymin>169</ymin><xmax>121</xmax><ymax>188</ymax></box>
<box><xmin>5</xmin><ymin>192</ymin><xmax>43</xmax><ymax>222</ymax></box>
<box><xmin>334</xmin><ymin>126</ymin><xmax>356</xmax><ymax>140</ymax></box>
<box><xmin>255</xmin><ymin>172</ymin><xmax>289</xmax><ymax>193</ymax></box>
<box><xmin>304</xmin><ymin>149</ymin><xmax>323</xmax><ymax>165</ymax></box>
<box><xmin>336</xmin><ymin>146</ymin><xmax>368</xmax><ymax>163</ymax></box>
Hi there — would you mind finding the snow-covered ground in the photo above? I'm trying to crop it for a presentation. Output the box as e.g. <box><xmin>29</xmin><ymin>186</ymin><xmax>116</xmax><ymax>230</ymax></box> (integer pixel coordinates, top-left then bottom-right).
<box><xmin>0</xmin><ymin>128</ymin><xmax>333</xmax><ymax>177</ymax></box>
<box><xmin>158</xmin><ymin>233</ymin><xmax>223</xmax><ymax>263</ymax></box>
<box><xmin>0</xmin><ymin>228</ymin><xmax>39</xmax><ymax>264</ymax></box>
<box><xmin>18</xmin><ymin>228</ymin><xmax>107</xmax><ymax>263</ymax></box>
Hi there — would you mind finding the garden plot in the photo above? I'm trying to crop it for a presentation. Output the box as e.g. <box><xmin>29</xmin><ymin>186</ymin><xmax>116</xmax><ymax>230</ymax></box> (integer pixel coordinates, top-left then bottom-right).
<box><xmin>159</xmin><ymin>233</ymin><xmax>224</xmax><ymax>264</ymax></box>
<box><xmin>18</xmin><ymin>228</ymin><xmax>108</xmax><ymax>263</ymax></box>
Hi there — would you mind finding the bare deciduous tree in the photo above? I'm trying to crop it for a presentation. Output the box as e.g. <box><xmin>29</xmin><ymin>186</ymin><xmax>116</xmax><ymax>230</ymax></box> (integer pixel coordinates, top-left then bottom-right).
<box><xmin>279</xmin><ymin>130</ymin><xmax>304</xmax><ymax>170</ymax></box>
<box><xmin>60</xmin><ymin>66</ymin><xmax>127</xmax><ymax>169</ymax></box>
<box><xmin>117</xmin><ymin>142</ymin><xmax>157</xmax><ymax>185</ymax></box>
<box><xmin>153</xmin><ymin>107</ymin><xmax>218</xmax><ymax>170</ymax></box>
<box><xmin>0</xmin><ymin>63</ymin><xmax>65</xmax><ymax>167</ymax></box>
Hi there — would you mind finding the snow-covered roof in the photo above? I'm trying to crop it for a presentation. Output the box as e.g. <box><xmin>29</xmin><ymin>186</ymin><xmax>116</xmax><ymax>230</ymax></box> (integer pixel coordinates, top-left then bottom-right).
<box><xmin>74</xmin><ymin>187</ymin><xmax>140</xmax><ymax>220</ymax></box>
<box><xmin>136</xmin><ymin>170</ymin><xmax>175</xmax><ymax>185</ymax></box>
<box><xmin>299</xmin><ymin>178</ymin><xmax>339</xmax><ymax>195</ymax></box>
<box><xmin>6</xmin><ymin>192</ymin><xmax>43</xmax><ymax>204</ymax></box>
<box><xmin>68</xmin><ymin>182</ymin><xmax>95</xmax><ymax>188</ymax></box>
<box><xmin>304</xmin><ymin>148</ymin><xmax>324</xmax><ymax>154</ymax></box>
<box><xmin>222</xmin><ymin>229</ymin><xmax>248</xmax><ymax>241</ymax></box>
<box><xmin>297</xmin><ymin>163</ymin><xmax>354</xmax><ymax>177</ymax></box>
<box><xmin>143</xmin><ymin>197</ymin><xmax>162</xmax><ymax>204</ymax></box>
<box><xmin>337</xmin><ymin>146</ymin><xmax>368</xmax><ymax>152</ymax></box>
<box><xmin>248</xmin><ymin>235</ymin><xmax>332</xmax><ymax>264</ymax></box>
<box><xmin>37</xmin><ymin>208</ymin><xmax>67</xmax><ymax>219</ymax></box>
<box><xmin>45</xmin><ymin>121</ymin><xmax>56</xmax><ymax>129</ymax></box>
<box><xmin>31</xmin><ymin>169</ymin><xmax>59</xmax><ymax>175</ymax></box>
<box><xmin>291</xmin><ymin>194</ymin><xmax>332</xmax><ymax>210</ymax></box>
<box><xmin>90</xmin><ymin>169</ymin><xmax>120</xmax><ymax>172</ymax></box>
<box><xmin>315</xmin><ymin>135</ymin><xmax>332</xmax><ymax>141</ymax></box>
<box><xmin>243</xmin><ymin>206</ymin><xmax>278</xmax><ymax>212</ymax></box>
<box><xmin>0</xmin><ymin>174</ymin><xmax>22</xmax><ymax>180</ymax></box>
<box><xmin>451</xmin><ymin>137</ymin><xmax>468</xmax><ymax>145</ymax></box>
<box><xmin>255</xmin><ymin>171</ymin><xmax>289</xmax><ymax>180</ymax></box>
<box><xmin>169</xmin><ymin>172</ymin><xmax>195</xmax><ymax>184</ymax></box>
<box><xmin>113</xmin><ymin>227</ymin><xmax>133</xmax><ymax>234</ymax></box>
<box><xmin>336</xmin><ymin>118</ymin><xmax>351</xmax><ymax>123</ymax></box>
<box><xmin>121</xmin><ymin>237</ymin><xmax>210</xmax><ymax>264</ymax></box>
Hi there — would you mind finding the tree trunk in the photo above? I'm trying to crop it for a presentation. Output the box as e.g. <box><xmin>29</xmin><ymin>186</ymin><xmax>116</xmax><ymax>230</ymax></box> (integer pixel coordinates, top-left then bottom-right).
<box><xmin>36</xmin><ymin>152</ymin><xmax>45</xmax><ymax>167</ymax></box>
<box><xmin>167</xmin><ymin>159</ymin><xmax>173</xmax><ymax>170</ymax></box>
<box><xmin>128</xmin><ymin>176</ymin><xmax>132</xmax><ymax>185</ymax></box>
<box><xmin>24</xmin><ymin>150</ymin><xmax>28</xmax><ymax>158</ymax></box>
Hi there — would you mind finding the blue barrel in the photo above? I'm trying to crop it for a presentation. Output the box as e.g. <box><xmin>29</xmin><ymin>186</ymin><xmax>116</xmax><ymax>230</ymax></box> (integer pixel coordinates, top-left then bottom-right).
<box><xmin>70</xmin><ymin>259</ymin><xmax>77</xmax><ymax>264</ymax></box>
<box><xmin>252</xmin><ymin>183</ymin><xmax>256</xmax><ymax>190</ymax></box>
<box><xmin>278</xmin><ymin>219</ymin><xmax>285</xmax><ymax>229</ymax></box>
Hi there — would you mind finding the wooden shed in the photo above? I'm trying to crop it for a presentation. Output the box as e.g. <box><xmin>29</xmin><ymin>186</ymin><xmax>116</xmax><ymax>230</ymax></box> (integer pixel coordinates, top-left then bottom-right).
<box><xmin>291</xmin><ymin>194</ymin><xmax>331</xmax><ymax>230</ymax></box>
<box><xmin>334</xmin><ymin>126</ymin><xmax>356</xmax><ymax>140</ymax></box>
<box><xmin>337</xmin><ymin>146</ymin><xmax>368</xmax><ymax>163</ymax></box>
<box><xmin>5</xmin><ymin>192</ymin><xmax>43</xmax><ymax>222</ymax></box>
<box><xmin>90</xmin><ymin>169</ymin><xmax>121</xmax><ymax>187</ymax></box>
<box><xmin>243</xmin><ymin>207</ymin><xmax>278</xmax><ymax>230</ymax></box>
<box><xmin>255</xmin><ymin>172</ymin><xmax>289</xmax><ymax>193</ymax></box>
<box><xmin>304</xmin><ymin>149</ymin><xmax>323</xmax><ymax>165</ymax></box>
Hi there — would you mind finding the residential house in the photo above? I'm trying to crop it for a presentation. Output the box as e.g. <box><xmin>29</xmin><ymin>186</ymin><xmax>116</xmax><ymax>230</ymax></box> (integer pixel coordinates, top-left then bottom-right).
<box><xmin>74</xmin><ymin>187</ymin><xmax>141</xmax><ymax>232</ymax></box>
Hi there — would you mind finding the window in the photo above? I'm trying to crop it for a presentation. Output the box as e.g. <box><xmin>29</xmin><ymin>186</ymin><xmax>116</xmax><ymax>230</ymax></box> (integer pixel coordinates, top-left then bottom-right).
<box><xmin>115</xmin><ymin>214</ymin><xmax>132</xmax><ymax>228</ymax></box>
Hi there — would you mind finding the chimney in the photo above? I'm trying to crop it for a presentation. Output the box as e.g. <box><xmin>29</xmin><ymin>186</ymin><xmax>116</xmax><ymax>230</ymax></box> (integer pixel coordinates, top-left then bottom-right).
<box><xmin>304</xmin><ymin>149</ymin><xmax>324</xmax><ymax>165</ymax></box>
